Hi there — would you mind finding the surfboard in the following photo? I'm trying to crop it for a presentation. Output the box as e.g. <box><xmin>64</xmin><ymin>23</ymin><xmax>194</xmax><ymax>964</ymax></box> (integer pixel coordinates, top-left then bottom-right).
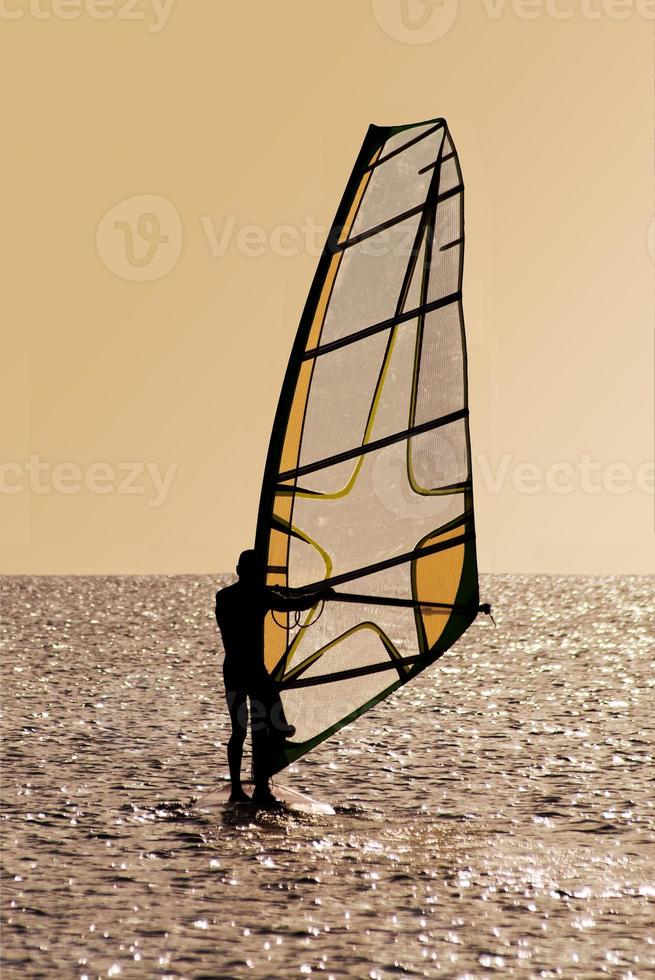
<box><xmin>195</xmin><ymin>780</ymin><xmax>335</xmax><ymax>816</ymax></box>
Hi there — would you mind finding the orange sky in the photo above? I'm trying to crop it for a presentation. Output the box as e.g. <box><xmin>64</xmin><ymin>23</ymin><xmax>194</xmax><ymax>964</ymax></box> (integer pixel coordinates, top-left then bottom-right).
<box><xmin>2</xmin><ymin>1</ymin><xmax>653</xmax><ymax>574</ymax></box>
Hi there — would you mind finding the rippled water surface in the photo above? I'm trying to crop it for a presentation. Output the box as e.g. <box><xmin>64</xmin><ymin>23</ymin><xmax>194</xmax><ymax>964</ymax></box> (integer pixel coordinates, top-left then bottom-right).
<box><xmin>1</xmin><ymin>574</ymin><xmax>654</xmax><ymax>979</ymax></box>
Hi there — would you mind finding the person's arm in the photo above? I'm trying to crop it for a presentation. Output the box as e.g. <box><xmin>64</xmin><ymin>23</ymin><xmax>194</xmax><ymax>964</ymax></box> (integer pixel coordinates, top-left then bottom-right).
<box><xmin>267</xmin><ymin>585</ymin><xmax>335</xmax><ymax>613</ymax></box>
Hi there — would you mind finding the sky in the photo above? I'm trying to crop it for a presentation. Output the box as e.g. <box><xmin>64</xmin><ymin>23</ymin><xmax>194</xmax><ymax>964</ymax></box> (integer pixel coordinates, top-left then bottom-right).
<box><xmin>2</xmin><ymin>0</ymin><xmax>653</xmax><ymax>575</ymax></box>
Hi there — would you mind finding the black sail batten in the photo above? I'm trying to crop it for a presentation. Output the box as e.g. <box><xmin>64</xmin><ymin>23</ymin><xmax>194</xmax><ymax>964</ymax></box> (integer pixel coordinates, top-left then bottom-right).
<box><xmin>369</xmin><ymin>120</ymin><xmax>445</xmax><ymax>170</ymax></box>
<box><xmin>302</xmin><ymin>291</ymin><xmax>462</xmax><ymax>361</ymax></box>
<box><xmin>305</xmin><ymin>530</ymin><xmax>474</xmax><ymax>591</ymax></box>
<box><xmin>253</xmin><ymin>118</ymin><xmax>480</xmax><ymax>774</ymax></box>
<box><xmin>326</xmin><ymin>592</ymin><xmax>475</xmax><ymax>611</ymax></box>
<box><xmin>333</xmin><ymin>200</ymin><xmax>428</xmax><ymax>252</ymax></box>
<box><xmin>280</xmin><ymin>655</ymin><xmax>424</xmax><ymax>690</ymax></box>
<box><xmin>278</xmin><ymin>409</ymin><xmax>469</xmax><ymax>483</ymax></box>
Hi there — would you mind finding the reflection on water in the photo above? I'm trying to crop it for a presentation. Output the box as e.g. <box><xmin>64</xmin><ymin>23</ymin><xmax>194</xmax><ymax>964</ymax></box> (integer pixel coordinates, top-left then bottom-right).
<box><xmin>1</xmin><ymin>574</ymin><xmax>653</xmax><ymax>978</ymax></box>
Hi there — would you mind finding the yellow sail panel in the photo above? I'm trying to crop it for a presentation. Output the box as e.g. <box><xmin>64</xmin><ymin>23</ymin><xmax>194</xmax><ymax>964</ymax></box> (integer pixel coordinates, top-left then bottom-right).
<box><xmin>336</xmin><ymin>149</ymin><xmax>380</xmax><ymax>245</ymax></box>
<box><xmin>414</xmin><ymin>525</ymin><xmax>466</xmax><ymax>650</ymax></box>
<box><xmin>278</xmin><ymin>359</ymin><xmax>313</xmax><ymax>476</ymax></box>
<box><xmin>263</xmin><ymin>611</ymin><xmax>287</xmax><ymax>673</ymax></box>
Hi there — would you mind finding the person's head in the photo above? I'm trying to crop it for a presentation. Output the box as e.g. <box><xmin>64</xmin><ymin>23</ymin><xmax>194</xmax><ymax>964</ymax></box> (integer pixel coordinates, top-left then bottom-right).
<box><xmin>236</xmin><ymin>549</ymin><xmax>263</xmax><ymax>585</ymax></box>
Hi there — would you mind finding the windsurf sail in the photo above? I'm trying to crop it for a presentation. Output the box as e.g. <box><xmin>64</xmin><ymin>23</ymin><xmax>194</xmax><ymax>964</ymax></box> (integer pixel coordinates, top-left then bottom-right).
<box><xmin>255</xmin><ymin>117</ymin><xmax>481</xmax><ymax>774</ymax></box>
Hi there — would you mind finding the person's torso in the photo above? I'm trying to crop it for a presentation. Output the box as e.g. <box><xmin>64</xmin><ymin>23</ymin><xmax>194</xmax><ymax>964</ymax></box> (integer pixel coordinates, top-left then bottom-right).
<box><xmin>215</xmin><ymin>582</ymin><xmax>270</xmax><ymax>678</ymax></box>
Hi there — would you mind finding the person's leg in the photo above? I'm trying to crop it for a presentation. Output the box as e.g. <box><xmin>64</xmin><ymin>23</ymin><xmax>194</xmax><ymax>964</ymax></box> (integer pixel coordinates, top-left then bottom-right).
<box><xmin>225</xmin><ymin>688</ymin><xmax>250</xmax><ymax>802</ymax></box>
<box><xmin>250</xmin><ymin>678</ymin><xmax>294</xmax><ymax>804</ymax></box>
<box><xmin>249</xmin><ymin>687</ymin><xmax>273</xmax><ymax>800</ymax></box>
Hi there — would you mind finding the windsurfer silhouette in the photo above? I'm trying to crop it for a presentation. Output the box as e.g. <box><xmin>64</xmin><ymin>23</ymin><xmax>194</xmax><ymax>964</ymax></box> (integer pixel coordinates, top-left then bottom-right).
<box><xmin>215</xmin><ymin>549</ymin><xmax>334</xmax><ymax>806</ymax></box>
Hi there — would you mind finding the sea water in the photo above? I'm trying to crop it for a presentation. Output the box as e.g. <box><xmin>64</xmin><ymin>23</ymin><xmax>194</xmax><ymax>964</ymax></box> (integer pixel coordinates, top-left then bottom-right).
<box><xmin>1</xmin><ymin>574</ymin><xmax>653</xmax><ymax>978</ymax></box>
